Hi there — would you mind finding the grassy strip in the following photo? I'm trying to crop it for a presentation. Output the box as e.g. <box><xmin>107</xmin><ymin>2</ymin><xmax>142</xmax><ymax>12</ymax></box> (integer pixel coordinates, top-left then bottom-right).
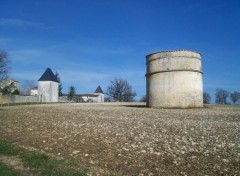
<box><xmin>0</xmin><ymin>140</ymin><xmax>87</xmax><ymax>176</ymax></box>
<box><xmin>0</xmin><ymin>162</ymin><xmax>22</xmax><ymax>176</ymax></box>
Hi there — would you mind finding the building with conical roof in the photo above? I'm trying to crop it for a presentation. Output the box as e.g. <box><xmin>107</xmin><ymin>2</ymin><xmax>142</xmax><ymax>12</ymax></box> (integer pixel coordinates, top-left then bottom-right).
<box><xmin>38</xmin><ymin>68</ymin><xmax>58</xmax><ymax>82</ymax></box>
<box><xmin>93</xmin><ymin>85</ymin><xmax>104</xmax><ymax>103</ymax></box>
<box><xmin>38</xmin><ymin>68</ymin><xmax>59</xmax><ymax>102</ymax></box>
<box><xmin>94</xmin><ymin>86</ymin><xmax>104</xmax><ymax>94</ymax></box>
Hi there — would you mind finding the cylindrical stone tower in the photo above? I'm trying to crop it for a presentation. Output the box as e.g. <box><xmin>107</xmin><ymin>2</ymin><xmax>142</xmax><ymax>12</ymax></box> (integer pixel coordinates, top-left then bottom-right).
<box><xmin>146</xmin><ymin>50</ymin><xmax>203</xmax><ymax>108</ymax></box>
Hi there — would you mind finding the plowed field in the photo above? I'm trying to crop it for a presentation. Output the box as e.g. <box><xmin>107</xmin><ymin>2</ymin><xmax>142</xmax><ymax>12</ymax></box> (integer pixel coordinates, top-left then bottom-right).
<box><xmin>0</xmin><ymin>103</ymin><xmax>239</xmax><ymax>175</ymax></box>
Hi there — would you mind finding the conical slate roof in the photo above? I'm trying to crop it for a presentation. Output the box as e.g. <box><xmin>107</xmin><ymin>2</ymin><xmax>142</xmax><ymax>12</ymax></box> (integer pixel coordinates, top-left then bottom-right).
<box><xmin>38</xmin><ymin>68</ymin><xmax>58</xmax><ymax>82</ymax></box>
<box><xmin>94</xmin><ymin>86</ymin><xmax>104</xmax><ymax>94</ymax></box>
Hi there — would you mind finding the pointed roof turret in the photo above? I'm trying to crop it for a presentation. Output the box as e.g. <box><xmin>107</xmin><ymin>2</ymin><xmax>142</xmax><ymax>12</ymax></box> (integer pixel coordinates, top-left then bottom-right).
<box><xmin>94</xmin><ymin>86</ymin><xmax>104</xmax><ymax>94</ymax></box>
<box><xmin>38</xmin><ymin>68</ymin><xmax>58</xmax><ymax>83</ymax></box>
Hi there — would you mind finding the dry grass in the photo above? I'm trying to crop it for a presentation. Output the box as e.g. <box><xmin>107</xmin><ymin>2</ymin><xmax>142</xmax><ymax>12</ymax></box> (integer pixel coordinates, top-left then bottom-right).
<box><xmin>0</xmin><ymin>103</ymin><xmax>239</xmax><ymax>175</ymax></box>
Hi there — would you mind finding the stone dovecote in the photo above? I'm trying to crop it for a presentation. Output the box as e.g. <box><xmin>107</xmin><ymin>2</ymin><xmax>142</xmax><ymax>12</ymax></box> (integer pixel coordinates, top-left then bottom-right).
<box><xmin>146</xmin><ymin>50</ymin><xmax>203</xmax><ymax>108</ymax></box>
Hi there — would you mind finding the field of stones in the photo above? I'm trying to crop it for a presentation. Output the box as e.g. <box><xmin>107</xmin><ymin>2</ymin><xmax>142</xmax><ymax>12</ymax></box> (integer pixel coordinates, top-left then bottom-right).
<box><xmin>0</xmin><ymin>103</ymin><xmax>239</xmax><ymax>175</ymax></box>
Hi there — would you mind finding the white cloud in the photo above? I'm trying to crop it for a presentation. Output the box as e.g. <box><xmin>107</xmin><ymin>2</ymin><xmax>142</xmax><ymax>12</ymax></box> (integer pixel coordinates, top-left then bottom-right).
<box><xmin>76</xmin><ymin>46</ymin><xmax>133</xmax><ymax>55</ymax></box>
<box><xmin>11</xmin><ymin>49</ymin><xmax>47</xmax><ymax>64</ymax></box>
<box><xmin>0</xmin><ymin>18</ymin><xmax>43</xmax><ymax>27</ymax></box>
<box><xmin>46</xmin><ymin>40</ymin><xmax>135</xmax><ymax>56</ymax></box>
<box><xmin>10</xmin><ymin>70</ymin><xmax>41</xmax><ymax>82</ymax></box>
<box><xmin>0</xmin><ymin>38</ymin><xmax>11</xmax><ymax>45</ymax></box>
<box><xmin>60</xmin><ymin>70</ymin><xmax>111</xmax><ymax>83</ymax></box>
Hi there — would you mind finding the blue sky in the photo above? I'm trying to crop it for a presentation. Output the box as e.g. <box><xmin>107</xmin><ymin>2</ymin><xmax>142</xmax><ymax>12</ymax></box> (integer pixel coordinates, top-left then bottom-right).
<box><xmin>1</xmin><ymin>0</ymin><xmax>240</xmax><ymax>101</ymax></box>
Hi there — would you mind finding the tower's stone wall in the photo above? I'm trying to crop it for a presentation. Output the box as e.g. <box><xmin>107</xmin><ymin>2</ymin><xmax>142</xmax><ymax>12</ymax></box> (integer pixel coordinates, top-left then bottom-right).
<box><xmin>38</xmin><ymin>81</ymin><xmax>59</xmax><ymax>102</ymax></box>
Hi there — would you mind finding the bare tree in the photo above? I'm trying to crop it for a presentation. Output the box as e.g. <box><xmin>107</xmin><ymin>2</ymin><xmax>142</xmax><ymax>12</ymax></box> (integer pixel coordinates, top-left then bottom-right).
<box><xmin>21</xmin><ymin>80</ymin><xmax>36</xmax><ymax>95</ymax></box>
<box><xmin>0</xmin><ymin>50</ymin><xmax>10</xmax><ymax>81</ymax></box>
<box><xmin>106</xmin><ymin>78</ymin><xmax>136</xmax><ymax>102</ymax></box>
<box><xmin>104</xmin><ymin>97</ymin><xmax>111</xmax><ymax>102</ymax></box>
<box><xmin>0</xmin><ymin>50</ymin><xmax>14</xmax><ymax>94</ymax></box>
<box><xmin>230</xmin><ymin>91</ymin><xmax>240</xmax><ymax>105</ymax></box>
<box><xmin>215</xmin><ymin>88</ymin><xmax>229</xmax><ymax>104</ymax></box>
<box><xmin>203</xmin><ymin>92</ymin><xmax>211</xmax><ymax>104</ymax></box>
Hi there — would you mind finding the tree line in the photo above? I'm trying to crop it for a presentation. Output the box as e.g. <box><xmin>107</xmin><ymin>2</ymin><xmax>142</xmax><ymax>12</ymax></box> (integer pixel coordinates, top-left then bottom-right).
<box><xmin>204</xmin><ymin>89</ymin><xmax>240</xmax><ymax>105</ymax></box>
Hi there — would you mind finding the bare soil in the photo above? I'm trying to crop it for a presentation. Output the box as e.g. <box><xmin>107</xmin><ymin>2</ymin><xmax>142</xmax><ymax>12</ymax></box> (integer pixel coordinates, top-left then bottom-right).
<box><xmin>0</xmin><ymin>103</ymin><xmax>239</xmax><ymax>175</ymax></box>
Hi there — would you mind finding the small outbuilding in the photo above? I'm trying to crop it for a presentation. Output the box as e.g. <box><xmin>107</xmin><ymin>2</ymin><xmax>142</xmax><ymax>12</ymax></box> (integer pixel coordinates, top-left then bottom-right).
<box><xmin>30</xmin><ymin>87</ymin><xmax>38</xmax><ymax>96</ymax></box>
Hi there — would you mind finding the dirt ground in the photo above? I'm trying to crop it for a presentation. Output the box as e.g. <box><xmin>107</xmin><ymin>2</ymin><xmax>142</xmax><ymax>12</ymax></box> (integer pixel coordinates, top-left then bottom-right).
<box><xmin>0</xmin><ymin>103</ymin><xmax>239</xmax><ymax>175</ymax></box>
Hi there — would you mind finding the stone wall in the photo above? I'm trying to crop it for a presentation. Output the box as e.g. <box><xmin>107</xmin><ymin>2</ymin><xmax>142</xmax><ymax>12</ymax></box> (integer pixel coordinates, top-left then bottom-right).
<box><xmin>0</xmin><ymin>95</ymin><xmax>38</xmax><ymax>104</ymax></box>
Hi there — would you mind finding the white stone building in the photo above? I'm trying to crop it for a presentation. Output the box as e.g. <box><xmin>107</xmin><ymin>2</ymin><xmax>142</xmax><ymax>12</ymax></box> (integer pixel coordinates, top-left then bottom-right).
<box><xmin>73</xmin><ymin>86</ymin><xmax>104</xmax><ymax>103</ymax></box>
<box><xmin>93</xmin><ymin>86</ymin><xmax>104</xmax><ymax>103</ymax></box>
<box><xmin>38</xmin><ymin>68</ymin><xmax>59</xmax><ymax>102</ymax></box>
<box><xmin>30</xmin><ymin>87</ymin><xmax>38</xmax><ymax>96</ymax></box>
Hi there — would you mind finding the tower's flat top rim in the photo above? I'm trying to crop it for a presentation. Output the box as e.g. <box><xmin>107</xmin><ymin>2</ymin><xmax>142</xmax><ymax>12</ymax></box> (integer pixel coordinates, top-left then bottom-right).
<box><xmin>146</xmin><ymin>50</ymin><xmax>202</xmax><ymax>58</ymax></box>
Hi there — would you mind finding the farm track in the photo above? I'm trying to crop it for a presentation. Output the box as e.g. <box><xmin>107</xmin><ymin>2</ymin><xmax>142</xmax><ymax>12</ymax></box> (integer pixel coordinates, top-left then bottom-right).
<box><xmin>0</xmin><ymin>103</ymin><xmax>240</xmax><ymax>175</ymax></box>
